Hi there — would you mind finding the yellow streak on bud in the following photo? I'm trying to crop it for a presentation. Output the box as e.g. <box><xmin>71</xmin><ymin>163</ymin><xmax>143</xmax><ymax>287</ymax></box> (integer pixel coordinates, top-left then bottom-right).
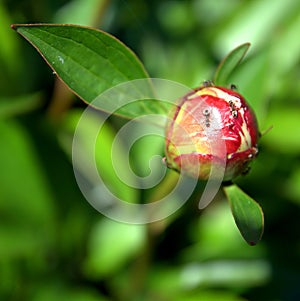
<box><xmin>187</xmin><ymin>87</ymin><xmax>218</xmax><ymax>100</ymax></box>
<box><xmin>238</xmin><ymin>109</ymin><xmax>253</xmax><ymax>152</ymax></box>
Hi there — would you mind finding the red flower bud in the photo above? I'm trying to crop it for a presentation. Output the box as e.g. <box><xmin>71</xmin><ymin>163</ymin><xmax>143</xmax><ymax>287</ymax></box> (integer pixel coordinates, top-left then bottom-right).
<box><xmin>164</xmin><ymin>83</ymin><xmax>259</xmax><ymax>181</ymax></box>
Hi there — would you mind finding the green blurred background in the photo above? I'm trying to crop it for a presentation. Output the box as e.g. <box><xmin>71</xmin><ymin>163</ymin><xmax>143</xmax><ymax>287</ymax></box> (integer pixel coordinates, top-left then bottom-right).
<box><xmin>1</xmin><ymin>0</ymin><xmax>300</xmax><ymax>300</ymax></box>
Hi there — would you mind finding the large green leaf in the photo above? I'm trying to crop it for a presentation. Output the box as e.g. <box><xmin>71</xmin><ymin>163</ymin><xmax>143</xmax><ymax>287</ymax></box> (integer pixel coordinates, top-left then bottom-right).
<box><xmin>12</xmin><ymin>24</ymin><xmax>164</xmax><ymax>118</ymax></box>
<box><xmin>223</xmin><ymin>183</ymin><xmax>264</xmax><ymax>245</ymax></box>
<box><xmin>213</xmin><ymin>43</ymin><xmax>250</xmax><ymax>86</ymax></box>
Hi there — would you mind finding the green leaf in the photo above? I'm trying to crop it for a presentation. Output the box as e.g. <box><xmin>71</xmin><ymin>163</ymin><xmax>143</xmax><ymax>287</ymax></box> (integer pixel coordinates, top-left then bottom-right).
<box><xmin>213</xmin><ymin>0</ymin><xmax>298</xmax><ymax>59</ymax></box>
<box><xmin>54</xmin><ymin>0</ymin><xmax>108</xmax><ymax>26</ymax></box>
<box><xmin>0</xmin><ymin>3</ymin><xmax>21</xmax><ymax>75</ymax></box>
<box><xmin>12</xmin><ymin>24</ymin><xmax>162</xmax><ymax>118</ymax></box>
<box><xmin>0</xmin><ymin>93</ymin><xmax>42</xmax><ymax>119</ymax></box>
<box><xmin>84</xmin><ymin>219</ymin><xmax>146</xmax><ymax>278</ymax></box>
<box><xmin>223</xmin><ymin>183</ymin><xmax>264</xmax><ymax>245</ymax></box>
<box><xmin>262</xmin><ymin>106</ymin><xmax>300</xmax><ymax>154</ymax></box>
<box><xmin>59</xmin><ymin>109</ymin><xmax>139</xmax><ymax>203</ymax></box>
<box><xmin>0</xmin><ymin>119</ymin><xmax>56</xmax><ymax>258</ymax></box>
<box><xmin>214</xmin><ymin>43</ymin><xmax>250</xmax><ymax>86</ymax></box>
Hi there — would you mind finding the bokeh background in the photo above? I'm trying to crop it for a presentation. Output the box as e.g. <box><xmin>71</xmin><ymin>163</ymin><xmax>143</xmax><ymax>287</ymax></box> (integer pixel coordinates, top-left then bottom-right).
<box><xmin>1</xmin><ymin>0</ymin><xmax>300</xmax><ymax>300</ymax></box>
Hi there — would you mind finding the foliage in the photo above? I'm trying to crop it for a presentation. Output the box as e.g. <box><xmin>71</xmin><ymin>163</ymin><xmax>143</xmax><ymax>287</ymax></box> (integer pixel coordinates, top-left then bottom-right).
<box><xmin>1</xmin><ymin>0</ymin><xmax>300</xmax><ymax>300</ymax></box>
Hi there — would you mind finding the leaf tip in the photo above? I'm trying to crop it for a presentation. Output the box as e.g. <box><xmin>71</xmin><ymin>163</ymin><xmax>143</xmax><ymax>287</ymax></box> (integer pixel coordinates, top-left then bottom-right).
<box><xmin>10</xmin><ymin>24</ymin><xmax>17</xmax><ymax>30</ymax></box>
<box><xmin>11</xmin><ymin>23</ymin><xmax>33</xmax><ymax>32</ymax></box>
<box><xmin>10</xmin><ymin>24</ymin><xmax>26</xmax><ymax>32</ymax></box>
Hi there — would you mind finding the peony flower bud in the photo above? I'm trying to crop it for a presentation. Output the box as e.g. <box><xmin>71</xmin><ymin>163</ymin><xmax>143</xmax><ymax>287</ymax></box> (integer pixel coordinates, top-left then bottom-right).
<box><xmin>164</xmin><ymin>83</ymin><xmax>259</xmax><ymax>181</ymax></box>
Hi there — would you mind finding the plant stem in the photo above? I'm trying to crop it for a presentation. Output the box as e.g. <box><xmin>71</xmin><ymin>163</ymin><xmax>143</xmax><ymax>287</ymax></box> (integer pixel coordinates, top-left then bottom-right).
<box><xmin>120</xmin><ymin>171</ymin><xmax>180</xmax><ymax>300</ymax></box>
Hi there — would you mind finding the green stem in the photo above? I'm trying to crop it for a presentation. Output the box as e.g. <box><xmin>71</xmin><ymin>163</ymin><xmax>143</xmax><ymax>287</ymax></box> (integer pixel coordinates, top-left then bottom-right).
<box><xmin>121</xmin><ymin>171</ymin><xmax>180</xmax><ymax>300</ymax></box>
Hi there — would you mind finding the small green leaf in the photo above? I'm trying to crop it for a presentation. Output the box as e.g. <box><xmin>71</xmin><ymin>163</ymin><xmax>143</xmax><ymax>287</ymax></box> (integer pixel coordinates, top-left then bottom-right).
<box><xmin>12</xmin><ymin>24</ymin><xmax>164</xmax><ymax>118</ymax></box>
<box><xmin>84</xmin><ymin>219</ymin><xmax>146</xmax><ymax>278</ymax></box>
<box><xmin>223</xmin><ymin>183</ymin><xmax>264</xmax><ymax>245</ymax></box>
<box><xmin>214</xmin><ymin>43</ymin><xmax>250</xmax><ymax>86</ymax></box>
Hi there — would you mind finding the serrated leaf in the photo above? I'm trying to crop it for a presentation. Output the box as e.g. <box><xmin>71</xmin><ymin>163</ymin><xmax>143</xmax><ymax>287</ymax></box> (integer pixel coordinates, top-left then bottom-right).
<box><xmin>12</xmin><ymin>24</ymin><xmax>166</xmax><ymax>118</ymax></box>
<box><xmin>214</xmin><ymin>43</ymin><xmax>250</xmax><ymax>86</ymax></box>
<box><xmin>223</xmin><ymin>183</ymin><xmax>264</xmax><ymax>245</ymax></box>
